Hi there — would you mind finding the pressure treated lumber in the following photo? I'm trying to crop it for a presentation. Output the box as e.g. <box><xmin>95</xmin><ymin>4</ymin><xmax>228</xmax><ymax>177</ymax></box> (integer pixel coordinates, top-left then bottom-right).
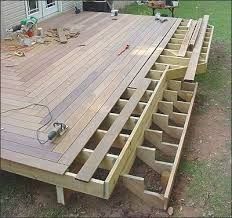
<box><xmin>57</xmin><ymin>28</ymin><xmax>68</xmax><ymax>43</ymax></box>
<box><xmin>184</xmin><ymin>15</ymin><xmax>209</xmax><ymax>81</ymax></box>
<box><xmin>1</xmin><ymin>12</ymin><xmax>213</xmax><ymax>207</ymax></box>
<box><xmin>57</xmin><ymin>19</ymin><xmax>177</xmax><ymax>168</ymax></box>
<box><xmin>75</xmin><ymin>81</ymin><xmax>149</xmax><ymax>182</ymax></box>
<box><xmin>178</xmin><ymin>20</ymin><xmax>197</xmax><ymax>57</ymax></box>
<box><xmin>164</xmin><ymin>83</ymin><xmax>198</xmax><ymax>208</ymax></box>
<box><xmin>189</xmin><ymin>18</ymin><xmax>203</xmax><ymax>49</ymax></box>
<box><xmin>130</xmin><ymin>18</ymin><xmax>182</xmax><ymax>87</ymax></box>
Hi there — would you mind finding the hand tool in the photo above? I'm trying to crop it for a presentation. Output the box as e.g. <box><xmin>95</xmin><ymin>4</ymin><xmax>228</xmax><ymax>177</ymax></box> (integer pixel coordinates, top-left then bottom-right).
<box><xmin>118</xmin><ymin>44</ymin><xmax>129</xmax><ymax>56</ymax></box>
<box><xmin>154</xmin><ymin>12</ymin><xmax>168</xmax><ymax>23</ymax></box>
<box><xmin>48</xmin><ymin>122</ymin><xmax>69</xmax><ymax>141</ymax></box>
<box><xmin>155</xmin><ymin>17</ymin><xmax>168</xmax><ymax>23</ymax></box>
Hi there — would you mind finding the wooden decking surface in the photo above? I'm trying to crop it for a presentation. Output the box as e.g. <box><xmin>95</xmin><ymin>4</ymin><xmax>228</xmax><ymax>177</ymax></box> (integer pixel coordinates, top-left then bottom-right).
<box><xmin>1</xmin><ymin>12</ymin><xmax>180</xmax><ymax>175</ymax></box>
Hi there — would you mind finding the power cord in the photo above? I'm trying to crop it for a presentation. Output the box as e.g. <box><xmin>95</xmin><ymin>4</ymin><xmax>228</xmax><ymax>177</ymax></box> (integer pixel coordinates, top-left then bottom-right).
<box><xmin>1</xmin><ymin>103</ymin><xmax>52</xmax><ymax>144</ymax></box>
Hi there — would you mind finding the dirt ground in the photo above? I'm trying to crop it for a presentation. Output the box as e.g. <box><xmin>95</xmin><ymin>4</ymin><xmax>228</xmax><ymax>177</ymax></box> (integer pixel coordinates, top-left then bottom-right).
<box><xmin>1</xmin><ymin>41</ymin><xmax>231</xmax><ymax>217</ymax></box>
<box><xmin>1</xmin><ymin>107</ymin><xmax>230</xmax><ymax>218</ymax></box>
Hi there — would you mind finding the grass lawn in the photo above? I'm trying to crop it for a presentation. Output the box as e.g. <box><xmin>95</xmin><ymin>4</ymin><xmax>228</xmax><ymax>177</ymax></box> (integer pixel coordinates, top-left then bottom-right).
<box><xmin>124</xmin><ymin>1</ymin><xmax>231</xmax><ymax>217</ymax></box>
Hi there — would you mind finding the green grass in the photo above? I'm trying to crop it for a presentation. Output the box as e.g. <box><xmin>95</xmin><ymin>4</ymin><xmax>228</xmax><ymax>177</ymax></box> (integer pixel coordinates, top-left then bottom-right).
<box><xmin>179</xmin><ymin>157</ymin><xmax>231</xmax><ymax>217</ymax></box>
<box><xmin>124</xmin><ymin>1</ymin><xmax>231</xmax><ymax>108</ymax></box>
<box><xmin>123</xmin><ymin>1</ymin><xmax>231</xmax><ymax>41</ymax></box>
<box><xmin>124</xmin><ymin>1</ymin><xmax>231</xmax><ymax>217</ymax></box>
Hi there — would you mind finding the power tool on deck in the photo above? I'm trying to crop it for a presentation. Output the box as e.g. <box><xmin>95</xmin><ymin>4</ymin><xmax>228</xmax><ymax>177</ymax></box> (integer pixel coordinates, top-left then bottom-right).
<box><xmin>48</xmin><ymin>122</ymin><xmax>69</xmax><ymax>141</ymax></box>
<box><xmin>7</xmin><ymin>16</ymin><xmax>38</xmax><ymax>36</ymax></box>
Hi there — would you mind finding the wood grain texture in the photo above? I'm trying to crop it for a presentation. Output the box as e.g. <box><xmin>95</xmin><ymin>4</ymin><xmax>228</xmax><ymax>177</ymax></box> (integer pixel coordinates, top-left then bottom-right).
<box><xmin>184</xmin><ymin>15</ymin><xmax>209</xmax><ymax>81</ymax></box>
<box><xmin>75</xmin><ymin>81</ymin><xmax>149</xmax><ymax>182</ymax></box>
<box><xmin>1</xmin><ymin>12</ymin><xmax>212</xmax><ymax>179</ymax></box>
<box><xmin>178</xmin><ymin>20</ymin><xmax>197</xmax><ymax>57</ymax></box>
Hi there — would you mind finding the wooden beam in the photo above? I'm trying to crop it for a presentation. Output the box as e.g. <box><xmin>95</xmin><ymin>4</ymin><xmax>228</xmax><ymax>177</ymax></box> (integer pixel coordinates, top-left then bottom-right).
<box><xmin>75</xmin><ymin>81</ymin><xmax>149</xmax><ymax>182</ymax></box>
<box><xmin>101</xmin><ymin>113</ymin><xmax>139</xmax><ymax>131</ymax></box>
<box><xmin>166</xmin><ymin>63</ymin><xmax>207</xmax><ymax>80</ymax></box>
<box><xmin>178</xmin><ymin>20</ymin><xmax>197</xmax><ymax>57</ymax></box>
<box><xmin>189</xmin><ymin>18</ymin><xmax>203</xmax><ymax>49</ymax></box>
<box><xmin>56</xmin><ymin>186</ymin><xmax>65</xmax><ymax>205</ymax></box>
<box><xmin>137</xmin><ymin>146</ymin><xmax>173</xmax><ymax>174</ymax></box>
<box><xmin>105</xmin><ymin>68</ymin><xmax>169</xmax><ymax>198</ymax></box>
<box><xmin>164</xmin><ymin>83</ymin><xmax>198</xmax><ymax>209</ymax></box>
<box><xmin>168</xmin><ymin>80</ymin><xmax>181</xmax><ymax>91</ymax></box>
<box><xmin>121</xmin><ymin>174</ymin><xmax>165</xmax><ymax>209</ymax></box>
<box><xmin>77</xmin><ymin>148</ymin><xmax>118</xmax><ymax>170</ymax></box>
<box><xmin>184</xmin><ymin>15</ymin><xmax>209</xmax><ymax>81</ymax></box>
<box><xmin>158</xmin><ymin>55</ymin><xmax>190</xmax><ymax>66</ymax></box>
<box><xmin>144</xmin><ymin>129</ymin><xmax>178</xmax><ymax>157</ymax></box>
<box><xmin>1</xmin><ymin>158</ymin><xmax>105</xmax><ymax>198</ymax></box>
<box><xmin>96</xmin><ymin>129</ymin><xmax>129</xmax><ymax>149</ymax></box>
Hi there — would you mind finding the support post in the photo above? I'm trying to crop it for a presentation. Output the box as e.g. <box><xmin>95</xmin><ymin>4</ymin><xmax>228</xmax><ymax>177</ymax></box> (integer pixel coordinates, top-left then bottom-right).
<box><xmin>56</xmin><ymin>185</ymin><xmax>65</xmax><ymax>205</ymax></box>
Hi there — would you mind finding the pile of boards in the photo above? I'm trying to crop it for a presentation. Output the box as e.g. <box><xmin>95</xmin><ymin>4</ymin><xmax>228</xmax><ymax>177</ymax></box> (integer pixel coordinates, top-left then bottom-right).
<box><xmin>45</xmin><ymin>27</ymin><xmax>80</xmax><ymax>44</ymax></box>
<box><xmin>178</xmin><ymin>15</ymin><xmax>209</xmax><ymax>80</ymax></box>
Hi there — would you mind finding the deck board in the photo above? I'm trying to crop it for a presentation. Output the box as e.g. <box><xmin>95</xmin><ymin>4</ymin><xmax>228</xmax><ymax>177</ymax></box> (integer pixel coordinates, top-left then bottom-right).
<box><xmin>1</xmin><ymin>12</ymin><xmax>180</xmax><ymax>174</ymax></box>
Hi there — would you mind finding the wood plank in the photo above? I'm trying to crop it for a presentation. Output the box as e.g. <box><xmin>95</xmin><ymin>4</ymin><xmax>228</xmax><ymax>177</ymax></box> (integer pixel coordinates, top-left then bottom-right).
<box><xmin>1</xmin><ymin>131</ymin><xmax>54</xmax><ymax>151</ymax></box>
<box><xmin>53</xmin><ymin>19</ymin><xmax>172</xmax><ymax>153</ymax></box>
<box><xmin>1</xmin><ymin>149</ymin><xmax>67</xmax><ymax>174</ymax></box>
<box><xmin>1</xmin><ymin>157</ymin><xmax>105</xmax><ymax>198</ymax></box>
<box><xmin>18</xmin><ymin>13</ymin><xmax>114</xmax><ymax>82</ymax></box>
<box><xmin>164</xmin><ymin>83</ymin><xmax>198</xmax><ymax>209</ymax></box>
<box><xmin>57</xmin><ymin>27</ymin><xmax>68</xmax><ymax>43</ymax></box>
<box><xmin>130</xmin><ymin>18</ymin><xmax>182</xmax><ymax>87</ymax></box>
<box><xmin>122</xmin><ymin>174</ymin><xmax>165</xmax><ymax>209</ymax></box>
<box><xmin>40</xmin><ymin>15</ymin><xmax>147</xmax><ymax>121</ymax></box>
<box><xmin>75</xmin><ymin>81</ymin><xmax>149</xmax><ymax>182</ymax></box>
<box><xmin>56</xmin><ymin>19</ymin><xmax>176</xmax><ymax>165</ymax></box>
<box><xmin>184</xmin><ymin>15</ymin><xmax>209</xmax><ymax>81</ymax></box>
<box><xmin>104</xmin><ymin>67</ymin><xmax>169</xmax><ymax>198</ymax></box>
<box><xmin>1</xmin><ymin>124</ymin><xmax>48</xmax><ymax>141</ymax></box>
<box><xmin>23</xmin><ymin>15</ymin><xmax>134</xmax><ymax>93</ymax></box>
<box><xmin>1</xmin><ymin>139</ymin><xmax>62</xmax><ymax>162</ymax></box>
<box><xmin>189</xmin><ymin>18</ymin><xmax>203</xmax><ymax>49</ymax></box>
<box><xmin>178</xmin><ymin>20</ymin><xmax>197</xmax><ymax>57</ymax></box>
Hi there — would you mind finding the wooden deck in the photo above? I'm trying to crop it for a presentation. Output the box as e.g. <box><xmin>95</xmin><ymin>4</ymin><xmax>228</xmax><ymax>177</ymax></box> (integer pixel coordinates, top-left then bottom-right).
<box><xmin>1</xmin><ymin>12</ymin><xmax>213</xmax><ymax>209</ymax></box>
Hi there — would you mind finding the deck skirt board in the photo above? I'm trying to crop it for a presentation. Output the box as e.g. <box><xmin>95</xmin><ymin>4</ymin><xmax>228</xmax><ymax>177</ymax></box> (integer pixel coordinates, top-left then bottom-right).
<box><xmin>1</xmin><ymin>12</ymin><xmax>213</xmax><ymax>208</ymax></box>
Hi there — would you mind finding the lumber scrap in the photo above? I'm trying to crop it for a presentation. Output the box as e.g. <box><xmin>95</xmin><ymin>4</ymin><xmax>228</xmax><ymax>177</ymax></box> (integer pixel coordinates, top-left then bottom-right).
<box><xmin>184</xmin><ymin>15</ymin><xmax>209</xmax><ymax>81</ymax></box>
<box><xmin>75</xmin><ymin>80</ymin><xmax>150</xmax><ymax>182</ymax></box>
<box><xmin>57</xmin><ymin>27</ymin><xmax>68</xmax><ymax>44</ymax></box>
<box><xmin>178</xmin><ymin>20</ymin><xmax>197</xmax><ymax>57</ymax></box>
<box><xmin>189</xmin><ymin>18</ymin><xmax>203</xmax><ymax>49</ymax></box>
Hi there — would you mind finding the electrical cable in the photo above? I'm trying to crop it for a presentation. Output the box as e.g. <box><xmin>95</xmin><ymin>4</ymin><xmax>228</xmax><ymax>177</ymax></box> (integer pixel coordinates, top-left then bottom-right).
<box><xmin>1</xmin><ymin>103</ymin><xmax>52</xmax><ymax>144</ymax></box>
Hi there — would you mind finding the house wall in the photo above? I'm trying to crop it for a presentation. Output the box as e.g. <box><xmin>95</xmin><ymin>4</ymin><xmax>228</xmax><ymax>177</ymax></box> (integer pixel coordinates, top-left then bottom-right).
<box><xmin>1</xmin><ymin>1</ymin><xmax>83</xmax><ymax>37</ymax></box>
<box><xmin>1</xmin><ymin>1</ymin><xmax>27</xmax><ymax>37</ymax></box>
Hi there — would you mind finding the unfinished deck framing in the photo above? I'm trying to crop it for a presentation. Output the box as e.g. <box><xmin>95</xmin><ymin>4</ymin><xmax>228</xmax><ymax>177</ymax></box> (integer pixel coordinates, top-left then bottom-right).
<box><xmin>1</xmin><ymin>12</ymin><xmax>213</xmax><ymax>209</ymax></box>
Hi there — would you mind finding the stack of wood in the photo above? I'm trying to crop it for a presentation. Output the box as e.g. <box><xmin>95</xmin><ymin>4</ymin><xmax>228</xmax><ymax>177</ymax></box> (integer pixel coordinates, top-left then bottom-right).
<box><xmin>176</xmin><ymin>15</ymin><xmax>209</xmax><ymax>81</ymax></box>
<box><xmin>45</xmin><ymin>27</ymin><xmax>80</xmax><ymax>44</ymax></box>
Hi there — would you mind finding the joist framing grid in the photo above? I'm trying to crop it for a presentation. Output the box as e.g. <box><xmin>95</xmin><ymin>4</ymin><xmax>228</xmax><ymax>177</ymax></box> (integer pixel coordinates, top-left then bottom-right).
<box><xmin>1</xmin><ymin>15</ymin><xmax>214</xmax><ymax>210</ymax></box>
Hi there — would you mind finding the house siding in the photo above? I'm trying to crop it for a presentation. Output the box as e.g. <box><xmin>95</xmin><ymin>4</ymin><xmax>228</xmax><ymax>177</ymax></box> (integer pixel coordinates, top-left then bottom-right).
<box><xmin>1</xmin><ymin>1</ymin><xmax>83</xmax><ymax>37</ymax></box>
<box><xmin>1</xmin><ymin>1</ymin><xmax>27</xmax><ymax>37</ymax></box>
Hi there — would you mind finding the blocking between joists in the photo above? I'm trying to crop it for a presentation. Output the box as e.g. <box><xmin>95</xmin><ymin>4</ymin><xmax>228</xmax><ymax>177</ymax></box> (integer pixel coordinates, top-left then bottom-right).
<box><xmin>144</xmin><ymin>129</ymin><xmax>178</xmax><ymax>157</ymax></box>
<box><xmin>136</xmin><ymin>146</ymin><xmax>173</xmax><ymax>174</ymax></box>
<box><xmin>99</xmin><ymin>113</ymin><xmax>139</xmax><ymax>131</ymax></box>
<box><xmin>121</xmin><ymin>88</ymin><xmax>153</xmax><ymax>103</ymax></box>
